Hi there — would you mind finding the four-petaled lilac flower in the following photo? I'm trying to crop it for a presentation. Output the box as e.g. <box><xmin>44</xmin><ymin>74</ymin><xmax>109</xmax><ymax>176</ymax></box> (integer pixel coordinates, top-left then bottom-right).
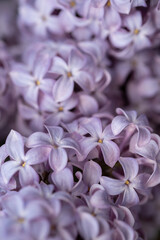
<box><xmin>1</xmin><ymin>130</ymin><xmax>49</xmax><ymax>186</ymax></box>
<box><xmin>51</xmin><ymin>49</ymin><xmax>92</xmax><ymax>102</ymax></box>
<box><xmin>100</xmin><ymin>157</ymin><xmax>149</xmax><ymax>207</ymax></box>
<box><xmin>27</xmin><ymin>126</ymin><xmax>80</xmax><ymax>171</ymax></box>
<box><xmin>110</xmin><ymin>11</ymin><xmax>155</xmax><ymax>53</ymax></box>
<box><xmin>111</xmin><ymin>108</ymin><xmax>151</xmax><ymax>146</ymax></box>
<box><xmin>80</xmin><ymin>117</ymin><xmax>120</xmax><ymax>167</ymax></box>
<box><xmin>10</xmin><ymin>51</ymin><xmax>54</xmax><ymax>105</ymax></box>
<box><xmin>19</xmin><ymin>0</ymin><xmax>61</xmax><ymax>36</ymax></box>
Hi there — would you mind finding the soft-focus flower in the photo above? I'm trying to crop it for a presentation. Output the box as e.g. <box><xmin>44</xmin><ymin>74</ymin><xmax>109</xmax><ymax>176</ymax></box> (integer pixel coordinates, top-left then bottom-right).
<box><xmin>1</xmin><ymin>130</ymin><xmax>49</xmax><ymax>186</ymax></box>
<box><xmin>100</xmin><ymin>157</ymin><xmax>149</xmax><ymax>206</ymax></box>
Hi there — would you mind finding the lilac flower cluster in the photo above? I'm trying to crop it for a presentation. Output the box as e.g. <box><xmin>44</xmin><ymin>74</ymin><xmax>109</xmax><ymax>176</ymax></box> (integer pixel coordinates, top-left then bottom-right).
<box><xmin>0</xmin><ymin>0</ymin><xmax>160</xmax><ymax>239</ymax></box>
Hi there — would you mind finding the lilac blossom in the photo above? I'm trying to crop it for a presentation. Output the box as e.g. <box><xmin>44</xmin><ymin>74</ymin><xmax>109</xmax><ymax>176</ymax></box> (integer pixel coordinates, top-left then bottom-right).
<box><xmin>51</xmin><ymin>49</ymin><xmax>93</xmax><ymax>102</ymax></box>
<box><xmin>111</xmin><ymin>108</ymin><xmax>151</xmax><ymax>147</ymax></box>
<box><xmin>80</xmin><ymin>117</ymin><xmax>120</xmax><ymax>167</ymax></box>
<box><xmin>1</xmin><ymin>130</ymin><xmax>49</xmax><ymax>186</ymax></box>
<box><xmin>27</xmin><ymin>126</ymin><xmax>80</xmax><ymax>171</ymax></box>
<box><xmin>100</xmin><ymin>157</ymin><xmax>149</xmax><ymax>207</ymax></box>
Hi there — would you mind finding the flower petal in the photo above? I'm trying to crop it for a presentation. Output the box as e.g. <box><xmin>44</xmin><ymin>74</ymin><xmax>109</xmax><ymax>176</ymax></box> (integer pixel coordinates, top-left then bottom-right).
<box><xmin>1</xmin><ymin>161</ymin><xmax>20</xmax><ymax>184</ymax></box>
<box><xmin>119</xmin><ymin>157</ymin><xmax>139</xmax><ymax>181</ymax></box>
<box><xmin>51</xmin><ymin>167</ymin><xmax>74</xmax><ymax>191</ymax></box>
<box><xmin>49</xmin><ymin>148</ymin><xmax>68</xmax><ymax>171</ymax></box>
<box><xmin>83</xmin><ymin>160</ymin><xmax>102</xmax><ymax>187</ymax></box>
<box><xmin>6</xmin><ymin>130</ymin><xmax>25</xmax><ymax>161</ymax></box>
<box><xmin>101</xmin><ymin>140</ymin><xmax>120</xmax><ymax>167</ymax></box>
<box><xmin>27</xmin><ymin>132</ymin><xmax>51</xmax><ymax>148</ymax></box>
<box><xmin>100</xmin><ymin>176</ymin><xmax>124</xmax><ymax>195</ymax></box>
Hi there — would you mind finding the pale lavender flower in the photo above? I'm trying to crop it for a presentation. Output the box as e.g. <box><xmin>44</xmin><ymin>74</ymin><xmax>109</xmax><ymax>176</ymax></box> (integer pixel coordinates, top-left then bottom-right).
<box><xmin>80</xmin><ymin>117</ymin><xmax>120</xmax><ymax>167</ymax></box>
<box><xmin>51</xmin><ymin>49</ymin><xmax>92</xmax><ymax>102</ymax></box>
<box><xmin>100</xmin><ymin>157</ymin><xmax>149</xmax><ymax>207</ymax></box>
<box><xmin>19</xmin><ymin>0</ymin><xmax>61</xmax><ymax>36</ymax></box>
<box><xmin>10</xmin><ymin>51</ymin><xmax>54</xmax><ymax>105</ymax></box>
<box><xmin>39</xmin><ymin>93</ymin><xmax>78</xmax><ymax>126</ymax></box>
<box><xmin>110</xmin><ymin>11</ymin><xmax>155</xmax><ymax>56</ymax></box>
<box><xmin>27</xmin><ymin>126</ymin><xmax>80</xmax><ymax>171</ymax></box>
<box><xmin>1</xmin><ymin>130</ymin><xmax>49</xmax><ymax>186</ymax></box>
<box><xmin>111</xmin><ymin>108</ymin><xmax>151</xmax><ymax>147</ymax></box>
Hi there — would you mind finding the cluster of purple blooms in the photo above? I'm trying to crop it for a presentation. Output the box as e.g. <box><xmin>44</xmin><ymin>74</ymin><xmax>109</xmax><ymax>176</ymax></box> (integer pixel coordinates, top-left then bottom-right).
<box><xmin>0</xmin><ymin>0</ymin><xmax>160</xmax><ymax>239</ymax></box>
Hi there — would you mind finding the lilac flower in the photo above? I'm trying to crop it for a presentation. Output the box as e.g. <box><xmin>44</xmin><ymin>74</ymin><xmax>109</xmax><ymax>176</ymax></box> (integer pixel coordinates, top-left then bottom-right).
<box><xmin>1</xmin><ymin>130</ymin><xmax>49</xmax><ymax>186</ymax></box>
<box><xmin>111</xmin><ymin>108</ymin><xmax>151</xmax><ymax>147</ymax></box>
<box><xmin>27</xmin><ymin>126</ymin><xmax>80</xmax><ymax>171</ymax></box>
<box><xmin>80</xmin><ymin>117</ymin><xmax>120</xmax><ymax>167</ymax></box>
<box><xmin>51</xmin><ymin>49</ymin><xmax>93</xmax><ymax>102</ymax></box>
<box><xmin>19</xmin><ymin>0</ymin><xmax>61</xmax><ymax>36</ymax></box>
<box><xmin>130</xmin><ymin>133</ymin><xmax>160</xmax><ymax>188</ymax></box>
<box><xmin>39</xmin><ymin>93</ymin><xmax>78</xmax><ymax>126</ymax></box>
<box><xmin>2</xmin><ymin>193</ymin><xmax>47</xmax><ymax>228</ymax></box>
<box><xmin>100</xmin><ymin>157</ymin><xmax>149</xmax><ymax>207</ymax></box>
<box><xmin>110</xmin><ymin>11</ymin><xmax>155</xmax><ymax>54</ymax></box>
<box><xmin>10</xmin><ymin>51</ymin><xmax>54</xmax><ymax>105</ymax></box>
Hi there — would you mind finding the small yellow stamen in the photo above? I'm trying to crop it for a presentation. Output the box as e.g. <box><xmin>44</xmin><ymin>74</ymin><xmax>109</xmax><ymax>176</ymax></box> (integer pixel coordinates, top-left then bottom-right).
<box><xmin>35</xmin><ymin>80</ymin><xmax>40</xmax><ymax>86</ymax></box>
<box><xmin>125</xmin><ymin>180</ymin><xmax>130</xmax><ymax>185</ymax></box>
<box><xmin>18</xmin><ymin>218</ymin><xmax>25</xmax><ymax>223</ymax></box>
<box><xmin>41</xmin><ymin>15</ymin><xmax>47</xmax><ymax>21</ymax></box>
<box><xmin>70</xmin><ymin>1</ymin><xmax>76</xmax><ymax>7</ymax></box>
<box><xmin>98</xmin><ymin>139</ymin><xmax>103</xmax><ymax>143</ymax></box>
<box><xmin>58</xmin><ymin>106</ymin><xmax>64</xmax><ymax>112</ymax></box>
<box><xmin>22</xmin><ymin>162</ymin><xmax>26</xmax><ymax>167</ymax></box>
<box><xmin>67</xmin><ymin>71</ymin><xmax>72</xmax><ymax>78</ymax></box>
<box><xmin>106</xmin><ymin>0</ymin><xmax>111</xmax><ymax>7</ymax></box>
<box><xmin>134</xmin><ymin>29</ymin><xmax>139</xmax><ymax>35</ymax></box>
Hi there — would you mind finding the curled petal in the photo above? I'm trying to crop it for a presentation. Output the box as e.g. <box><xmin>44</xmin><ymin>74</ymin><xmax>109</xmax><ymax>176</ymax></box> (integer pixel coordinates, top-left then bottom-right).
<box><xmin>119</xmin><ymin>157</ymin><xmax>139</xmax><ymax>181</ymax></box>
<box><xmin>111</xmin><ymin>116</ymin><xmax>129</xmax><ymax>135</ymax></box>
<box><xmin>137</xmin><ymin>126</ymin><xmax>151</xmax><ymax>147</ymax></box>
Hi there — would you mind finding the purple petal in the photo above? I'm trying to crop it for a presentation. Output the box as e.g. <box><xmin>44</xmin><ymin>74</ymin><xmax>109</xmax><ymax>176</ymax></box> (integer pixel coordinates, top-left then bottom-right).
<box><xmin>111</xmin><ymin>116</ymin><xmax>129</xmax><ymax>135</ymax></box>
<box><xmin>100</xmin><ymin>176</ymin><xmax>124</xmax><ymax>195</ymax></box>
<box><xmin>122</xmin><ymin>187</ymin><xmax>139</xmax><ymax>206</ymax></box>
<box><xmin>49</xmin><ymin>148</ymin><xmax>67</xmax><ymax>171</ymax></box>
<box><xmin>77</xmin><ymin>212</ymin><xmax>99</xmax><ymax>240</ymax></box>
<box><xmin>19</xmin><ymin>165</ymin><xmax>39</xmax><ymax>186</ymax></box>
<box><xmin>2</xmin><ymin>194</ymin><xmax>24</xmax><ymax>217</ymax></box>
<box><xmin>1</xmin><ymin>161</ymin><xmax>20</xmax><ymax>184</ymax></box>
<box><xmin>25</xmin><ymin>147</ymin><xmax>50</xmax><ymax>165</ymax></box>
<box><xmin>6</xmin><ymin>130</ymin><xmax>25</xmax><ymax>161</ymax></box>
<box><xmin>83</xmin><ymin>160</ymin><xmax>102</xmax><ymax>187</ymax></box>
<box><xmin>69</xmin><ymin>49</ymin><xmax>85</xmax><ymax>71</ymax></box>
<box><xmin>81</xmin><ymin>117</ymin><xmax>102</xmax><ymax>138</ymax></box>
<box><xmin>115</xmin><ymin>220</ymin><xmax>134</xmax><ymax>240</ymax></box>
<box><xmin>119</xmin><ymin>157</ymin><xmax>139</xmax><ymax>181</ymax></box>
<box><xmin>147</xmin><ymin>163</ymin><xmax>160</xmax><ymax>187</ymax></box>
<box><xmin>0</xmin><ymin>144</ymin><xmax>8</xmax><ymax>165</ymax></box>
<box><xmin>27</xmin><ymin>132</ymin><xmax>51</xmax><ymax>148</ymax></box>
<box><xmin>51</xmin><ymin>168</ymin><xmax>74</xmax><ymax>191</ymax></box>
<box><xmin>52</xmin><ymin>77</ymin><xmax>74</xmax><ymax>102</ymax></box>
<box><xmin>101</xmin><ymin>140</ymin><xmax>120</xmax><ymax>167</ymax></box>
<box><xmin>9</xmin><ymin>71</ymin><xmax>33</xmax><ymax>87</ymax></box>
<box><xmin>46</xmin><ymin>126</ymin><xmax>64</xmax><ymax>143</ymax></box>
<box><xmin>60</xmin><ymin>137</ymin><xmax>80</xmax><ymax>153</ymax></box>
<box><xmin>110</xmin><ymin>30</ymin><xmax>132</xmax><ymax>49</ymax></box>
<box><xmin>137</xmin><ymin>126</ymin><xmax>151</xmax><ymax>147</ymax></box>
